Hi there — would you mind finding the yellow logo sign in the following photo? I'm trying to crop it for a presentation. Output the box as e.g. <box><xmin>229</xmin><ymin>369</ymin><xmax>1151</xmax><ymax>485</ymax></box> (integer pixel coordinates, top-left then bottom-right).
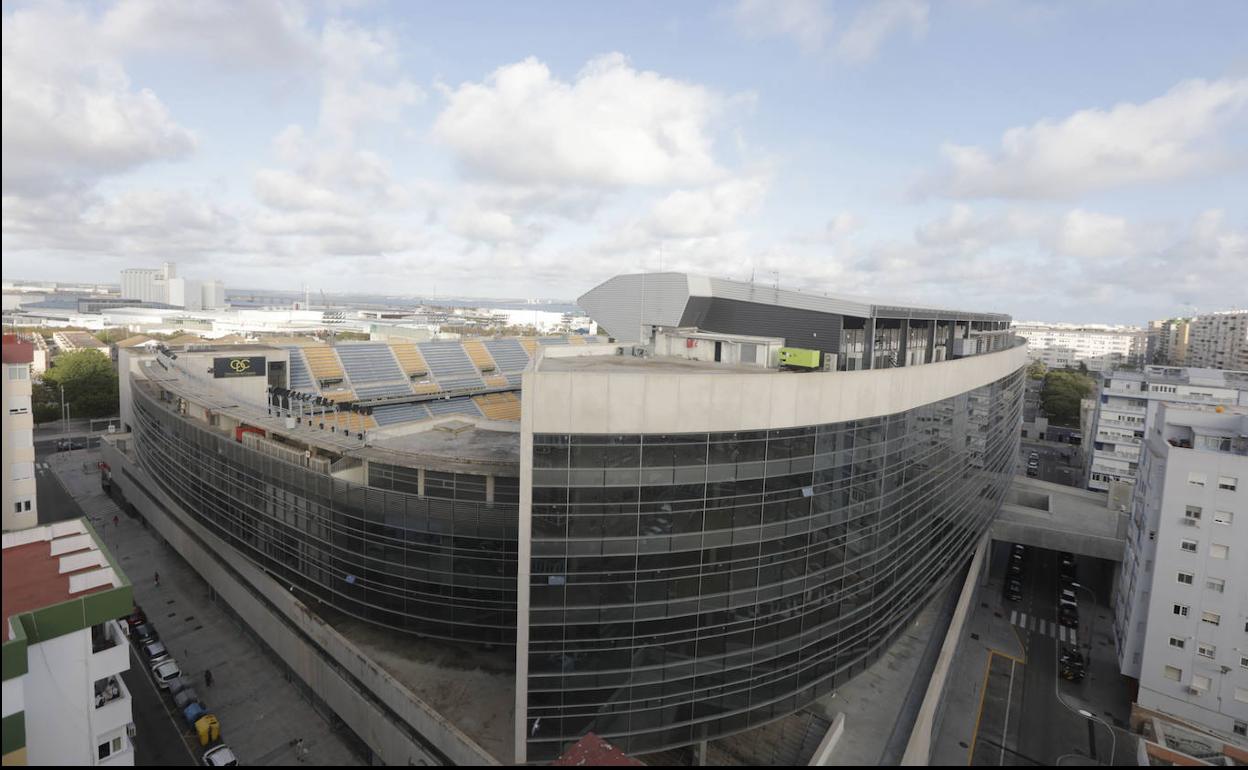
<box><xmin>229</xmin><ymin>358</ymin><xmax>251</xmax><ymax>373</ymax></box>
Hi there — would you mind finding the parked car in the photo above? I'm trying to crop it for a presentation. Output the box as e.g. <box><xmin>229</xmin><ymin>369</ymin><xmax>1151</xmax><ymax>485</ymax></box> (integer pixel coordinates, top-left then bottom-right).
<box><xmin>134</xmin><ymin>623</ymin><xmax>157</xmax><ymax>645</ymax></box>
<box><xmin>203</xmin><ymin>744</ymin><xmax>238</xmax><ymax>767</ymax></box>
<box><xmin>152</xmin><ymin>659</ymin><xmax>182</xmax><ymax>689</ymax></box>
<box><xmin>143</xmin><ymin>640</ymin><xmax>169</xmax><ymax>664</ymax></box>
<box><xmin>1058</xmin><ymin>605</ymin><xmax>1079</xmax><ymax>628</ymax></box>
<box><xmin>1004</xmin><ymin>578</ymin><xmax>1023</xmax><ymax>602</ymax></box>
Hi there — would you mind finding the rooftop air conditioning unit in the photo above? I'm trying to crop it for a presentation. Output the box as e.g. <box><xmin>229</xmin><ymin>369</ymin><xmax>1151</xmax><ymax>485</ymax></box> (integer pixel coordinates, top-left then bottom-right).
<box><xmin>1187</xmin><ymin>686</ymin><xmax>1203</xmax><ymax>696</ymax></box>
<box><xmin>126</xmin><ymin>723</ymin><xmax>137</xmax><ymax>738</ymax></box>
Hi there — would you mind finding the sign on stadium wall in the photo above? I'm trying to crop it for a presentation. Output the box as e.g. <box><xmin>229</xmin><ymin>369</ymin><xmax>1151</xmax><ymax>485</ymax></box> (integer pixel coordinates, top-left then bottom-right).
<box><xmin>213</xmin><ymin>356</ymin><xmax>266</xmax><ymax>378</ymax></box>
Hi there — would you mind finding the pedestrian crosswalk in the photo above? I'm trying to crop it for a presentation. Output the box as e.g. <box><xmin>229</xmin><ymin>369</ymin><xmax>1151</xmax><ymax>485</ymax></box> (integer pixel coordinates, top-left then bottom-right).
<box><xmin>1009</xmin><ymin>610</ymin><xmax>1079</xmax><ymax>644</ymax></box>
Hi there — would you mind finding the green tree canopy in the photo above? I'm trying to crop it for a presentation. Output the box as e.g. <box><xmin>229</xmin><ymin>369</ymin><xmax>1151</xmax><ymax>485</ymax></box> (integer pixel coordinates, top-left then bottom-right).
<box><xmin>1026</xmin><ymin>360</ymin><xmax>1047</xmax><ymax>380</ymax></box>
<box><xmin>38</xmin><ymin>350</ymin><xmax>119</xmax><ymax>420</ymax></box>
<box><xmin>1041</xmin><ymin>370</ymin><xmax>1095</xmax><ymax>427</ymax></box>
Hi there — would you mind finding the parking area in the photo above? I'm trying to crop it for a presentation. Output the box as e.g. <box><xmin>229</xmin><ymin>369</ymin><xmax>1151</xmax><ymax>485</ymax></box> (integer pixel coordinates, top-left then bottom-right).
<box><xmin>46</xmin><ymin>446</ymin><xmax>367</xmax><ymax>767</ymax></box>
<box><xmin>934</xmin><ymin>542</ymin><xmax>1137</xmax><ymax>765</ymax></box>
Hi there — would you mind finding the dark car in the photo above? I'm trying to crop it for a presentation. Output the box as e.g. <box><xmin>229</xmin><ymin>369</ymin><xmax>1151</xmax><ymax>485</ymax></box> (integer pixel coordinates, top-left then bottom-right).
<box><xmin>134</xmin><ymin>623</ymin><xmax>157</xmax><ymax>645</ymax></box>
<box><xmin>1004</xmin><ymin>578</ymin><xmax>1023</xmax><ymax>602</ymax></box>
<box><xmin>1058</xmin><ymin>605</ymin><xmax>1079</xmax><ymax>628</ymax></box>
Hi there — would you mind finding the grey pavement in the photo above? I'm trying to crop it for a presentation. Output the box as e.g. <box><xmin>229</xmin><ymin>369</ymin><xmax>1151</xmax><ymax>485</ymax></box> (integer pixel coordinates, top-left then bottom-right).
<box><xmin>47</xmin><ymin>448</ymin><xmax>366</xmax><ymax>767</ymax></box>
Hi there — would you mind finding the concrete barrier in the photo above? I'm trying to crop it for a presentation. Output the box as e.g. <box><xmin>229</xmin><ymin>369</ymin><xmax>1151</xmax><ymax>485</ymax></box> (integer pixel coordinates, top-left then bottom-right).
<box><xmin>808</xmin><ymin>712</ymin><xmax>846</xmax><ymax>765</ymax></box>
<box><xmin>900</xmin><ymin>531</ymin><xmax>990</xmax><ymax>765</ymax></box>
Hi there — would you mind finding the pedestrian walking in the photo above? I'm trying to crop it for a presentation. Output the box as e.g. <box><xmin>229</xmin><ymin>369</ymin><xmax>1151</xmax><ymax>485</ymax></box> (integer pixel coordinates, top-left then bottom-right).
<box><xmin>154</xmin><ymin>571</ymin><xmax>160</xmax><ymax>587</ymax></box>
<box><xmin>204</xmin><ymin>669</ymin><xmax>214</xmax><ymax>688</ymax></box>
<box><xmin>112</xmin><ymin>515</ymin><xmax>119</xmax><ymax>528</ymax></box>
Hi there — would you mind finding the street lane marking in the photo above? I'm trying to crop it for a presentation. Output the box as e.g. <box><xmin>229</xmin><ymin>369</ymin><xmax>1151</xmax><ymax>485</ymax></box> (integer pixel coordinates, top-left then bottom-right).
<box><xmin>1009</xmin><ymin>612</ymin><xmax>1077</xmax><ymax>644</ymax></box>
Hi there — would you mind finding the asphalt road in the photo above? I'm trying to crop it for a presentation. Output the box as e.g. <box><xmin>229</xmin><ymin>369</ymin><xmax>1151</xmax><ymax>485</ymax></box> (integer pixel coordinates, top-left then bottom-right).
<box><xmin>1020</xmin><ymin>439</ymin><xmax>1083</xmax><ymax>487</ymax></box>
<box><xmin>34</xmin><ymin>440</ymin><xmax>89</xmax><ymax>525</ymax></box>
<box><xmin>974</xmin><ymin>546</ymin><xmax>1126</xmax><ymax>765</ymax></box>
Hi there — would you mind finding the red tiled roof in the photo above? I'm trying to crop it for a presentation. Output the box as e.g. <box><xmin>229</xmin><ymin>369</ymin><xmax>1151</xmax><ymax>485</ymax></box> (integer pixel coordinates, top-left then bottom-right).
<box><xmin>2</xmin><ymin>334</ymin><xmax>35</xmax><ymax>364</ymax></box>
<box><xmin>552</xmin><ymin>733</ymin><xmax>644</xmax><ymax>766</ymax></box>
<box><xmin>2</xmin><ymin>539</ymin><xmax>107</xmax><ymax>641</ymax></box>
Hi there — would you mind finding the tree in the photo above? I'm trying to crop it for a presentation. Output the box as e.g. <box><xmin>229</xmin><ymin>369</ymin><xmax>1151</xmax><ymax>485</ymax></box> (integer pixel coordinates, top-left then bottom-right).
<box><xmin>1026</xmin><ymin>360</ymin><xmax>1047</xmax><ymax>380</ymax></box>
<box><xmin>93</xmin><ymin>328</ymin><xmax>130</xmax><ymax>345</ymax></box>
<box><xmin>1040</xmin><ymin>370</ymin><xmax>1095</xmax><ymax>427</ymax></box>
<box><xmin>39</xmin><ymin>350</ymin><xmax>119</xmax><ymax>420</ymax></box>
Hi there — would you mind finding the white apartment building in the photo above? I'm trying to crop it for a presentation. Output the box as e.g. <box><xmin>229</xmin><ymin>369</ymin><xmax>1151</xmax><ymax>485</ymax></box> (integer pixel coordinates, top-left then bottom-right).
<box><xmin>3</xmin><ymin>335</ymin><xmax>38</xmax><ymax>532</ymax></box>
<box><xmin>1188</xmin><ymin>310</ymin><xmax>1248</xmax><ymax>371</ymax></box>
<box><xmin>1149</xmin><ymin>317</ymin><xmax>1192</xmax><ymax>366</ymax></box>
<box><xmin>1014</xmin><ymin>321</ymin><xmax>1148</xmax><ymax>373</ymax></box>
<box><xmin>2</xmin><ymin>520</ymin><xmax>136</xmax><ymax>765</ymax></box>
<box><xmin>1114</xmin><ymin>403</ymin><xmax>1248</xmax><ymax>742</ymax></box>
<box><xmin>1086</xmin><ymin>366</ymin><xmax>1248</xmax><ymax>493</ymax></box>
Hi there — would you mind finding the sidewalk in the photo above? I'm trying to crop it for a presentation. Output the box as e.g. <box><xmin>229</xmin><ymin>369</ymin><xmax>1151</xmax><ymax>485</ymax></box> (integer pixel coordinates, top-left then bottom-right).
<box><xmin>929</xmin><ymin>574</ymin><xmax>1027</xmax><ymax>765</ymax></box>
<box><xmin>48</xmin><ymin>448</ymin><xmax>366</xmax><ymax>767</ymax></box>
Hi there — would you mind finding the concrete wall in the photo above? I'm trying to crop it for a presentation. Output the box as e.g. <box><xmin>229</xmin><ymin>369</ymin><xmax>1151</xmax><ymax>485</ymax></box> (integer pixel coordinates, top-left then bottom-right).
<box><xmin>526</xmin><ymin>340</ymin><xmax>1028</xmax><ymax>434</ymax></box>
<box><xmin>900</xmin><ymin>533</ymin><xmax>990</xmax><ymax>765</ymax></box>
<box><xmin>104</xmin><ymin>441</ymin><xmax>498</xmax><ymax>766</ymax></box>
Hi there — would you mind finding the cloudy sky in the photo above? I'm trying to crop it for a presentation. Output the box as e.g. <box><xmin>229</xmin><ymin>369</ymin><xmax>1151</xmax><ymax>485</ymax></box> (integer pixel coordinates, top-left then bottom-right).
<box><xmin>2</xmin><ymin>0</ymin><xmax>1246</xmax><ymax>322</ymax></box>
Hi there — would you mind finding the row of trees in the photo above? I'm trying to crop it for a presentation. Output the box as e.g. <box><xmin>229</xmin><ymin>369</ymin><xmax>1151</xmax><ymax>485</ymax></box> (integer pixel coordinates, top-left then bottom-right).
<box><xmin>31</xmin><ymin>350</ymin><xmax>119</xmax><ymax>423</ymax></box>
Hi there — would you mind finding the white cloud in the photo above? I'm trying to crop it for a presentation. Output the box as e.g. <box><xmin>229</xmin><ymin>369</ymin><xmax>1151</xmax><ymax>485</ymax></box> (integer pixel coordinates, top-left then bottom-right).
<box><xmin>923</xmin><ymin>77</ymin><xmax>1248</xmax><ymax>199</ymax></box>
<box><xmin>318</xmin><ymin>21</ymin><xmax>424</xmax><ymax>142</ymax></box>
<box><xmin>433</xmin><ymin>54</ymin><xmax>724</xmax><ymax>188</ymax></box>
<box><xmin>647</xmin><ymin>176</ymin><xmax>769</xmax><ymax>238</ymax></box>
<box><xmin>1</xmin><ymin>3</ymin><xmax>196</xmax><ymax>195</ymax></box>
<box><xmin>837</xmin><ymin>0</ymin><xmax>929</xmax><ymax>63</ymax></box>
<box><xmin>1053</xmin><ymin>209</ymin><xmax>1136</xmax><ymax>259</ymax></box>
<box><xmin>732</xmin><ymin>0</ymin><xmax>834</xmax><ymax>55</ymax></box>
<box><xmin>99</xmin><ymin>0</ymin><xmax>318</xmax><ymax>69</ymax></box>
<box><xmin>731</xmin><ymin>0</ymin><xmax>928</xmax><ymax>62</ymax></box>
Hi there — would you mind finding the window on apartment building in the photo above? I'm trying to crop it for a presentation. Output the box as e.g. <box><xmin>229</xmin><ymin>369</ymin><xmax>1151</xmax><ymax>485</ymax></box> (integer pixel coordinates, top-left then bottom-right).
<box><xmin>1180</xmin><ymin>540</ymin><xmax>1198</xmax><ymax>553</ymax></box>
<box><xmin>1201</xmin><ymin>611</ymin><xmax>1221</xmax><ymax>626</ymax></box>
<box><xmin>1218</xmin><ymin>476</ymin><xmax>1238</xmax><ymax>491</ymax></box>
<box><xmin>6</xmin><ymin>365</ymin><xmax>27</xmax><ymax>380</ymax></box>
<box><xmin>1173</xmin><ymin>603</ymin><xmax>1189</xmax><ymax>617</ymax></box>
<box><xmin>1213</xmin><ymin>510</ymin><xmax>1233</xmax><ymax>526</ymax></box>
<box><xmin>1197</xmin><ymin>643</ymin><xmax>1216</xmax><ymax>659</ymax></box>
<box><xmin>1187</xmin><ymin>472</ymin><xmax>1206</xmax><ymax>486</ymax></box>
<box><xmin>12</xmin><ymin>500</ymin><xmax>32</xmax><ymax>514</ymax></box>
<box><xmin>1177</xmin><ymin>571</ymin><xmax>1195</xmax><ymax>585</ymax></box>
<box><xmin>1235</xmin><ymin>721</ymin><xmax>1247</xmax><ymax>738</ymax></box>
<box><xmin>1206</xmin><ymin>577</ymin><xmax>1226</xmax><ymax>593</ymax></box>
<box><xmin>97</xmin><ymin>736</ymin><xmax>123</xmax><ymax>760</ymax></box>
<box><xmin>1241</xmin><ymin>656</ymin><xmax>1248</xmax><ymax>671</ymax></box>
<box><xmin>1197</xmin><ymin>435</ymin><xmax>1232</xmax><ymax>452</ymax></box>
<box><xmin>7</xmin><ymin>397</ymin><xmax>29</xmax><ymax>415</ymax></box>
<box><xmin>1184</xmin><ymin>505</ymin><xmax>1202</xmax><ymax>521</ymax></box>
<box><xmin>1168</xmin><ymin>637</ymin><xmax>1185</xmax><ymax>650</ymax></box>
<box><xmin>1192</xmin><ymin>674</ymin><xmax>1211</xmax><ymax>692</ymax></box>
<box><xmin>1163</xmin><ymin>665</ymin><xmax>1182</xmax><ymax>681</ymax></box>
<box><xmin>1209</xmin><ymin>544</ymin><xmax>1229</xmax><ymax>559</ymax></box>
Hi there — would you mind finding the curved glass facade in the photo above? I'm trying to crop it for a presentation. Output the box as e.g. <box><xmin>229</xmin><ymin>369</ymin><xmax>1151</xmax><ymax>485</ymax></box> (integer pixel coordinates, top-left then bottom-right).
<box><xmin>523</xmin><ymin>368</ymin><xmax>1024</xmax><ymax>760</ymax></box>
<box><xmin>129</xmin><ymin>383</ymin><xmax>519</xmax><ymax>645</ymax></box>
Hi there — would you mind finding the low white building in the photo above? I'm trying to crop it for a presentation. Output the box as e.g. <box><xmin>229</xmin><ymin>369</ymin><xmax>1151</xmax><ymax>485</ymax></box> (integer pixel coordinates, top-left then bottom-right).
<box><xmin>1114</xmin><ymin>402</ymin><xmax>1248</xmax><ymax>743</ymax></box>
<box><xmin>1014</xmin><ymin>321</ymin><xmax>1147</xmax><ymax>372</ymax></box>
<box><xmin>2</xmin><ymin>520</ymin><xmax>136</xmax><ymax>765</ymax></box>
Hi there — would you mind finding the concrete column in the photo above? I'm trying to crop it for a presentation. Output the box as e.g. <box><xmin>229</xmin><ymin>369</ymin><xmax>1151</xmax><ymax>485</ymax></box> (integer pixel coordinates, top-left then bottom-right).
<box><xmin>486</xmin><ymin>474</ymin><xmax>495</xmax><ymax>503</ymax></box>
<box><xmin>693</xmin><ymin>741</ymin><xmax>708</xmax><ymax>766</ymax></box>
<box><xmin>897</xmin><ymin>320</ymin><xmax>909</xmax><ymax>367</ymax></box>
<box><xmin>863</xmin><ymin>318</ymin><xmax>876</xmax><ymax>370</ymax></box>
<box><xmin>926</xmin><ymin>320</ymin><xmax>937</xmax><ymax>364</ymax></box>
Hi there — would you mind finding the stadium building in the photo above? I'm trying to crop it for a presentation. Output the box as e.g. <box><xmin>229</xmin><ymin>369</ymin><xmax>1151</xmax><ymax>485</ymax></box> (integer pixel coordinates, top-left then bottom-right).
<box><xmin>106</xmin><ymin>273</ymin><xmax>1026</xmax><ymax>764</ymax></box>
